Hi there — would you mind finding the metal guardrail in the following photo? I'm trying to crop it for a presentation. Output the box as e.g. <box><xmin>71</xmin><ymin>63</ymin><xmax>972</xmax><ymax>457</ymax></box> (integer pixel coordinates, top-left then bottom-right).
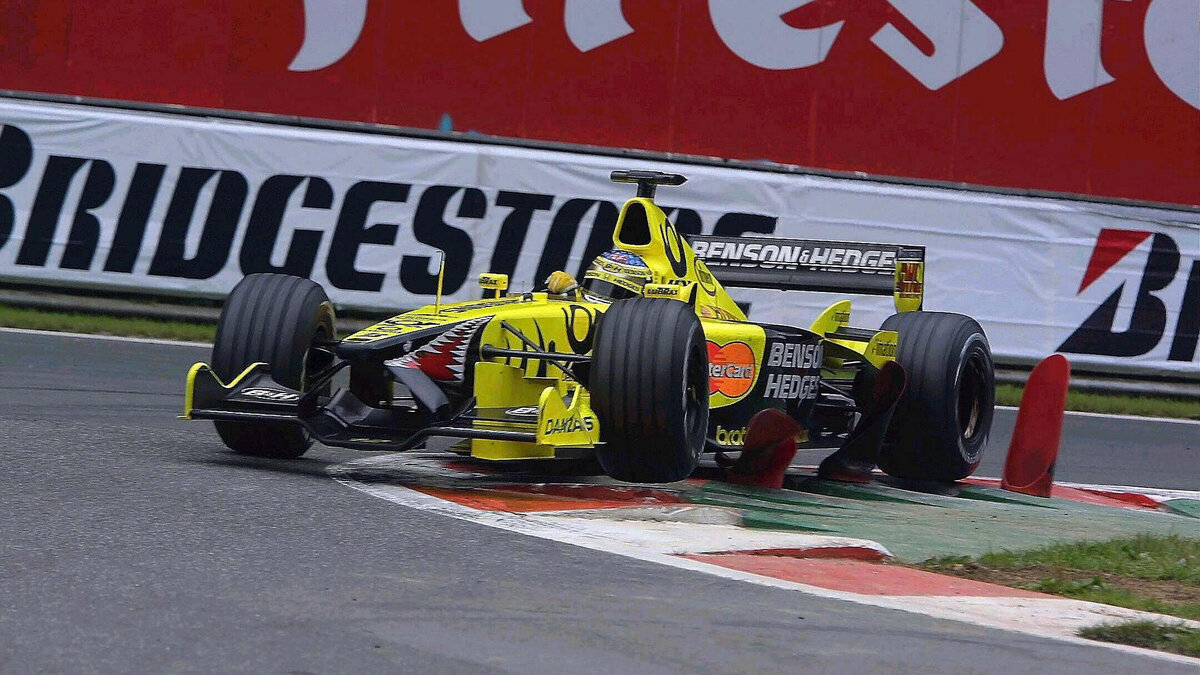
<box><xmin>4</xmin><ymin>286</ymin><xmax>1197</xmax><ymax>398</ymax></box>
<box><xmin>0</xmin><ymin>287</ymin><xmax>382</xmax><ymax>335</ymax></box>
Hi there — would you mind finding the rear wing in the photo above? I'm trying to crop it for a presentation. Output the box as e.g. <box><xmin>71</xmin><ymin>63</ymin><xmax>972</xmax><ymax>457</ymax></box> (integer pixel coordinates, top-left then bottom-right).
<box><xmin>687</xmin><ymin>235</ymin><xmax>925</xmax><ymax>312</ymax></box>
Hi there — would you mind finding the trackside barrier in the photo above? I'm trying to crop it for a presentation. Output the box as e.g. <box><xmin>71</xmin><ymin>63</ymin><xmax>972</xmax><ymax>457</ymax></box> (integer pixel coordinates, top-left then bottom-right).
<box><xmin>0</xmin><ymin>96</ymin><xmax>1196</xmax><ymax>382</ymax></box>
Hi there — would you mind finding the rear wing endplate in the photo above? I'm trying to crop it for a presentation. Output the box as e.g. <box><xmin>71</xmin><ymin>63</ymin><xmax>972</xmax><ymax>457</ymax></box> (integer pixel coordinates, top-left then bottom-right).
<box><xmin>688</xmin><ymin>235</ymin><xmax>925</xmax><ymax>312</ymax></box>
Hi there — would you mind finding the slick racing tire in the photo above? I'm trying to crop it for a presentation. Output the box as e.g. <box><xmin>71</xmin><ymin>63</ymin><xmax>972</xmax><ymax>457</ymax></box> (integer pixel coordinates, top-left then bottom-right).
<box><xmin>211</xmin><ymin>274</ymin><xmax>336</xmax><ymax>459</ymax></box>
<box><xmin>590</xmin><ymin>298</ymin><xmax>709</xmax><ymax>483</ymax></box>
<box><xmin>877</xmin><ymin>311</ymin><xmax>995</xmax><ymax>482</ymax></box>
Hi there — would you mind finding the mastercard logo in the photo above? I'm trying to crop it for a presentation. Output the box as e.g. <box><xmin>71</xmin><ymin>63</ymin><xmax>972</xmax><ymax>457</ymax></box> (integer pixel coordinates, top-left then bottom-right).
<box><xmin>707</xmin><ymin>341</ymin><xmax>756</xmax><ymax>398</ymax></box>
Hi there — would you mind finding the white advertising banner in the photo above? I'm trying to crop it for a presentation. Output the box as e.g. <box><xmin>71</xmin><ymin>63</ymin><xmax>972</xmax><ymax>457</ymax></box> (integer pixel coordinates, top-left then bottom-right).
<box><xmin>0</xmin><ymin>98</ymin><xmax>1197</xmax><ymax>378</ymax></box>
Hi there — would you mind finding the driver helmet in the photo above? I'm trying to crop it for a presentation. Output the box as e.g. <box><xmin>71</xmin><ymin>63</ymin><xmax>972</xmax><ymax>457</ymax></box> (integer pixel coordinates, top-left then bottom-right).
<box><xmin>581</xmin><ymin>249</ymin><xmax>652</xmax><ymax>303</ymax></box>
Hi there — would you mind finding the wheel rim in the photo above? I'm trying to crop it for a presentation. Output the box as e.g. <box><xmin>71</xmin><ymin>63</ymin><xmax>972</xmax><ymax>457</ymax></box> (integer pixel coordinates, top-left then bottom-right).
<box><xmin>957</xmin><ymin>348</ymin><xmax>989</xmax><ymax>443</ymax></box>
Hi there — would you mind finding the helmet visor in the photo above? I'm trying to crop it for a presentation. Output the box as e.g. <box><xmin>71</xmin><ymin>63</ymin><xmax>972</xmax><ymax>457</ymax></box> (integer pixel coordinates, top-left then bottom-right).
<box><xmin>582</xmin><ymin>270</ymin><xmax>645</xmax><ymax>303</ymax></box>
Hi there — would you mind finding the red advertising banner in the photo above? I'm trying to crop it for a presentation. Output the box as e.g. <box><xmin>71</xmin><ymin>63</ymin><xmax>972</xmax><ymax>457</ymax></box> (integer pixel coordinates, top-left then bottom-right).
<box><xmin>2</xmin><ymin>0</ymin><xmax>1198</xmax><ymax>206</ymax></box>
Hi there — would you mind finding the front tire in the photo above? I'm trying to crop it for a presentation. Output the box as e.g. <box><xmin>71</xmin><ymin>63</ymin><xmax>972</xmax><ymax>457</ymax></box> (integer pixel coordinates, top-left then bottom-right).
<box><xmin>590</xmin><ymin>298</ymin><xmax>709</xmax><ymax>483</ymax></box>
<box><xmin>877</xmin><ymin>311</ymin><xmax>995</xmax><ymax>481</ymax></box>
<box><xmin>211</xmin><ymin>274</ymin><xmax>336</xmax><ymax>459</ymax></box>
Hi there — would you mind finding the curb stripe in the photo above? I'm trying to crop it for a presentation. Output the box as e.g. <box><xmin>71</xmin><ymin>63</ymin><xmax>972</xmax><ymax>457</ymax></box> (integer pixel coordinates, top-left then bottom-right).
<box><xmin>332</xmin><ymin>463</ymin><xmax>1200</xmax><ymax>668</ymax></box>
<box><xmin>682</xmin><ymin>555</ymin><xmax>1049</xmax><ymax>598</ymax></box>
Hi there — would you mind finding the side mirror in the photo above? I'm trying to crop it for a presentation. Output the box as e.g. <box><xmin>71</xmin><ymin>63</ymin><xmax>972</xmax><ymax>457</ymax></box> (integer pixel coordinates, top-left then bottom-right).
<box><xmin>479</xmin><ymin>273</ymin><xmax>509</xmax><ymax>298</ymax></box>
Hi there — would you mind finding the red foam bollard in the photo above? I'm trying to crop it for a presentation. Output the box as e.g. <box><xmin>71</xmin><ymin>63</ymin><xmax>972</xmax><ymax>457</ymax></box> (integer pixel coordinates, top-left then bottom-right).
<box><xmin>720</xmin><ymin>408</ymin><xmax>802</xmax><ymax>490</ymax></box>
<box><xmin>1001</xmin><ymin>354</ymin><xmax>1071</xmax><ymax>497</ymax></box>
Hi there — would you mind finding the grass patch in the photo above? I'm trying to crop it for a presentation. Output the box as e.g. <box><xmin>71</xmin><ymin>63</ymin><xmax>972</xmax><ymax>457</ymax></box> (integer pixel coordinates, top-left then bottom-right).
<box><xmin>972</xmin><ymin>534</ymin><xmax>1200</xmax><ymax>584</ymax></box>
<box><xmin>995</xmin><ymin>383</ymin><xmax>1200</xmax><ymax>420</ymax></box>
<box><xmin>1078</xmin><ymin>620</ymin><xmax>1200</xmax><ymax>657</ymax></box>
<box><xmin>920</xmin><ymin>535</ymin><xmax>1200</xmax><ymax>655</ymax></box>
<box><xmin>0</xmin><ymin>303</ymin><xmax>215</xmax><ymax>342</ymax></box>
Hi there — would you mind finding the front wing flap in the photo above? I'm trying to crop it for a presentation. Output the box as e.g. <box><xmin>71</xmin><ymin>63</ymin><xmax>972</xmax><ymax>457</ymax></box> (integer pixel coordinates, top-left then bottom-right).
<box><xmin>183</xmin><ymin>362</ymin><xmax>304</xmax><ymax>421</ymax></box>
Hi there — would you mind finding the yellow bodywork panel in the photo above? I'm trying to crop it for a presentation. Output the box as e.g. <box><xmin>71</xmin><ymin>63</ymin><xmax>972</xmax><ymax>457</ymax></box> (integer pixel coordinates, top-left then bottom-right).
<box><xmin>809</xmin><ymin>300</ymin><xmax>852</xmax><ymax>337</ymax></box>
<box><xmin>613</xmin><ymin>198</ymin><xmax>746</xmax><ymax>321</ymax></box>
<box><xmin>342</xmin><ymin>295</ymin><xmax>538</xmax><ymax>344</ymax></box>
<box><xmin>469</xmin><ymin>438</ymin><xmax>557</xmax><ymax>461</ymax></box>
<box><xmin>470</xmin><ymin>361</ymin><xmax>599</xmax><ymax>460</ymax></box>
<box><xmin>810</xmin><ymin>300</ymin><xmax>897</xmax><ymax>369</ymax></box>
<box><xmin>863</xmin><ymin>330</ymin><xmax>899</xmax><ymax>369</ymax></box>
<box><xmin>474</xmin><ymin>301</ymin><xmax>603</xmax><ymax>379</ymax></box>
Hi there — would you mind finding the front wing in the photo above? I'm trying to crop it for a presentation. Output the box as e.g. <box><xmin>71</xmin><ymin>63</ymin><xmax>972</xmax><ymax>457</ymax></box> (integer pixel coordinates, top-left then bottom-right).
<box><xmin>182</xmin><ymin>362</ymin><xmax>602</xmax><ymax>458</ymax></box>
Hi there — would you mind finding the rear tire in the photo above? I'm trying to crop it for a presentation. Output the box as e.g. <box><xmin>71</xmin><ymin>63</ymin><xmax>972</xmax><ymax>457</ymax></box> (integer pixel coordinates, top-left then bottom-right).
<box><xmin>590</xmin><ymin>298</ymin><xmax>709</xmax><ymax>483</ymax></box>
<box><xmin>877</xmin><ymin>311</ymin><xmax>994</xmax><ymax>481</ymax></box>
<box><xmin>211</xmin><ymin>274</ymin><xmax>336</xmax><ymax>459</ymax></box>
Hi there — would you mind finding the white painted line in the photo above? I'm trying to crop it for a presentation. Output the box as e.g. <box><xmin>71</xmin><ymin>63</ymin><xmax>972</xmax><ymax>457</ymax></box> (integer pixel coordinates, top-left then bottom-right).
<box><xmin>967</xmin><ymin>474</ymin><xmax>1200</xmax><ymax>501</ymax></box>
<box><xmin>331</xmin><ymin>455</ymin><xmax>1200</xmax><ymax>668</ymax></box>
<box><xmin>0</xmin><ymin>326</ymin><xmax>211</xmax><ymax>348</ymax></box>
<box><xmin>967</xmin><ymin>475</ymin><xmax>1200</xmax><ymax>502</ymax></box>
<box><xmin>996</xmin><ymin>404</ymin><xmax>1200</xmax><ymax>426</ymax></box>
<box><xmin>1055</xmin><ymin>482</ymin><xmax>1200</xmax><ymax>502</ymax></box>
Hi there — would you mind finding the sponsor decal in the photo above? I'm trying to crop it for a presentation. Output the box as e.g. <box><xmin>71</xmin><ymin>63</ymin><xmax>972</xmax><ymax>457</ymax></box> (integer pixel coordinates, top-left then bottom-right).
<box><xmin>0</xmin><ymin>107</ymin><xmax>1194</xmax><ymax>379</ymax></box>
<box><xmin>478</xmin><ymin>272</ymin><xmax>508</xmax><ymax>290</ymax></box>
<box><xmin>543</xmin><ymin>415</ymin><xmax>595</xmax><ymax>435</ymax></box>
<box><xmin>1059</xmin><ymin>229</ymin><xmax>1198</xmax><ymax>362</ymax></box>
<box><xmin>0</xmin><ymin>122</ymin><xmax>716</xmax><ymax>304</ymax></box>
<box><xmin>505</xmin><ymin>406</ymin><xmax>539</xmax><ymax>418</ymax></box>
<box><xmin>694</xmin><ymin>260</ymin><xmax>718</xmax><ymax>296</ymax></box>
<box><xmin>895</xmin><ymin>261</ymin><xmax>923</xmax><ymax>298</ymax></box>
<box><xmin>707</xmin><ymin>341</ymin><xmax>756</xmax><ymax>398</ymax></box>
<box><xmin>644</xmin><ymin>284</ymin><xmax>681</xmax><ymax>298</ymax></box>
<box><xmin>764</xmin><ymin>374</ymin><xmax>820</xmax><ymax>401</ymax></box>
<box><xmin>593</xmin><ymin>259</ymin><xmax>636</xmax><ymax>275</ymax></box>
<box><xmin>870</xmin><ymin>340</ymin><xmax>897</xmax><ymax>359</ymax></box>
<box><xmin>4</xmin><ymin>3</ymin><xmax>1197</xmax><ymax>205</ymax></box>
<box><xmin>714</xmin><ymin>425</ymin><xmax>747</xmax><ymax>446</ymax></box>
<box><xmin>239</xmin><ymin>387</ymin><xmax>301</xmax><ymax>402</ymax></box>
<box><xmin>764</xmin><ymin>341</ymin><xmax>823</xmax><ymax>401</ymax></box>
<box><xmin>767</xmin><ymin>342</ymin><xmax>824</xmax><ymax>370</ymax></box>
<box><xmin>275</xmin><ymin>1</ymin><xmax>1199</xmax><ymax>113</ymax></box>
<box><xmin>692</xmin><ymin>238</ymin><xmax>899</xmax><ymax>273</ymax></box>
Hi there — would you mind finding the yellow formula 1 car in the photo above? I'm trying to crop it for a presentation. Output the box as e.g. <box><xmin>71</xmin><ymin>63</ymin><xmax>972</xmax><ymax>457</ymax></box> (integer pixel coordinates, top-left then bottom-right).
<box><xmin>184</xmin><ymin>170</ymin><xmax>995</xmax><ymax>483</ymax></box>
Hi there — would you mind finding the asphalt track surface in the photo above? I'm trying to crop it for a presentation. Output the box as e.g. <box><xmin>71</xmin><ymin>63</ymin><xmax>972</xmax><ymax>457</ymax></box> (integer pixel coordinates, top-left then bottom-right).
<box><xmin>1</xmin><ymin>330</ymin><xmax>1196</xmax><ymax>673</ymax></box>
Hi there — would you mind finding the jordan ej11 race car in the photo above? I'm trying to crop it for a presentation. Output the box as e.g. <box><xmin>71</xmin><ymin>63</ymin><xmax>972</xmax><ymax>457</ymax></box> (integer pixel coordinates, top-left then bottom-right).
<box><xmin>183</xmin><ymin>170</ymin><xmax>995</xmax><ymax>483</ymax></box>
